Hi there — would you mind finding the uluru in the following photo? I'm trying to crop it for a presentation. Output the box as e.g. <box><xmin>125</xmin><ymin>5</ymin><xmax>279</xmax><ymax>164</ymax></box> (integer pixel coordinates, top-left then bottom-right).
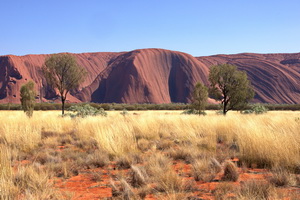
<box><xmin>0</xmin><ymin>48</ymin><xmax>299</xmax><ymax>104</ymax></box>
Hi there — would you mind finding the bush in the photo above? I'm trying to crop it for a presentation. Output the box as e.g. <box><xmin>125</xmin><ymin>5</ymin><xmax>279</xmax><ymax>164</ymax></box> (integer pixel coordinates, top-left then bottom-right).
<box><xmin>181</xmin><ymin>109</ymin><xmax>207</xmax><ymax>115</ymax></box>
<box><xmin>242</xmin><ymin>104</ymin><xmax>268</xmax><ymax>115</ymax></box>
<box><xmin>67</xmin><ymin>104</ymin><xmax>107</xmax><ymax>118</ymax></box>
<box><xmin>251</xmin><ymin>104</ymin><xmax>268</xmax><ymax>114</ymax></box>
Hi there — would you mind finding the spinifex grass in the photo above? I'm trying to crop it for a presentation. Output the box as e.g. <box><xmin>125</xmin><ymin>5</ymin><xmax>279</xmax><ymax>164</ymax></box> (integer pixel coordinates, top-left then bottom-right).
<box><xmin>1</xmin><ymin>111</ymin><xmax>299</xmax><ymax>167</ymax></box>
<box><xmin>0</xmin><ymin>110</ymin><xmax>299</xmax><ymax>199</ymax></box>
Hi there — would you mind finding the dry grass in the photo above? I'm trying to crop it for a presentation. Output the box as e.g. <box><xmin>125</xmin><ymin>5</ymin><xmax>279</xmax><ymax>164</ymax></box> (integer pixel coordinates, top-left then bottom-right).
<box><xmin>237</xmin><ymin>179</ymin><xmax>277</xmax><ymax>200</ymax></box>
<box><xmin>0</xmin><ymin>110</ymin><xmax>299</xmax><ymax>198</ymax></box>
<box><xmin>166</xmin><ymin>146</ymin><xmax>196</xmax><ymax>163</ymax></box>
<box><xmin>2</xmin><ymin>111</ymin><xmax>299</xmax><ymax>167</ymax></box>
<box><xmin>213</xmin><ymin>182</ymin><xmax>235</xmax><ymax>200</ymax></box>
<box><xmin>129</xmin><ymin>165</ymin><xmax>148</xmax><ymax>188</ymax></box>
<box><xmin>0</xmin><ymin>144</ymin><xmax>64</xmax><ymax>199</ymax></box>
<box><xmin>192</xmin><ymin>157</ymin><xmax>221</xmax><ymax>182</ymax></box>
<box><xmin>0</xmin><ymin>145</ymin><xmax>17</xmax><ymax>200</ymax></box>
<box><xmin>268</xmin><ymin>166</ymin><xmax>296</xmax><ymax>187</ymax></box>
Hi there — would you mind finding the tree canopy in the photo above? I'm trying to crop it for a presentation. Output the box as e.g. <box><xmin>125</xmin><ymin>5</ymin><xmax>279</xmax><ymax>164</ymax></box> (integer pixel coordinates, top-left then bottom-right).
<box><xmin>208</xmin><ymin>64</ymin><xmax>254</xmax><ymax>115</ymax></box>
<box><xmin>43</xmin><ymin>54</ymin><xmax>86</xmax><ymax>115</ymax></box>
<box><xmin>20</xmin><ymin>81</ymin><xmax>36</xmax><ymax>117</ymax></box>
<box><xmin>192</xmin><ymin>82</ymin><xmax>208</xmax><ymax>115</ymax></box>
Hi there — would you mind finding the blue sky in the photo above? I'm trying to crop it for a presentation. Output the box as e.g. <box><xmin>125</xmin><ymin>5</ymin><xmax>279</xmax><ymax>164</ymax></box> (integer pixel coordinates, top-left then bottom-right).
<box><xmin>1</xmin><ymin>0</ymin><xmax>300</xmax><ymax>56</ymax></box>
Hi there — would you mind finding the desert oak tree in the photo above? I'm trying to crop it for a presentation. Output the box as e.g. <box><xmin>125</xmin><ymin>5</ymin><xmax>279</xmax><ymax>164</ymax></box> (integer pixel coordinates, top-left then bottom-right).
<box><xmin>20</xmin><ymin>81</ymin><xmax>36</xmax><ymax>117</ymax></box>
<box><xmin>43</xmin><ymin>54</ymin><xmax>86</xmax><ymax>115</ymax></box>
<box><xmin>209</xmin><ymin>64</ymin><xmax>254</xmax><ymax>115</ymax></box>
<box><xmin>192</xmin><ymin>82</ymin><xmax>208</xmax><ymax>115</ymax></box>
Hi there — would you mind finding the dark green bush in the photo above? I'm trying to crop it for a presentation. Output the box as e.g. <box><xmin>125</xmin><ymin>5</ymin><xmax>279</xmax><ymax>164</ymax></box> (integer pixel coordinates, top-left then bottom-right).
<box><xmin>0</xmin><ymin>102</ymin><xmax>299</xmax><ymax>111</ymax></box>
<box><xmin>242</xmin><ymin>104</ymin><xmax>268</xmax><ymax>114</ymax></box>
<box><xmin>181</xmin><ymin>109</ymin><xmax>207</xmax><ymax>115</ymax></box>
<box><xmin>67</xmin><ymin>104</ymin><xmax>107</xmax><ymax>118</ymax></box>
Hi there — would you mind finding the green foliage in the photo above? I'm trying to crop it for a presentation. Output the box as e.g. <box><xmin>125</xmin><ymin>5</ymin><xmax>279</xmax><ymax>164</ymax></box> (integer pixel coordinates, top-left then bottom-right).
<box><xmin>43</xmin><ymin>54</ymin><xmax>87</xmax><ymax>115</ymax></box>
<box><xmin>208</xmin><ymin>64</ymin><xmax>254</xmax><ymax>115</ymax></box>
<box><xmin>20</xmin><ymin>81</ymin><xmax>36</xmax><ymax>117</ymax></box>
<box><xmin>0</xmin><ymin>102</ymin><xmax>299</xmax><ymax>111</ymax></box>
<box><xmin>181</xmin><ymin>109</ymin><xmax>207</xmax><ymax>115</ymax></box>
<box><xmin>242</xmin><ymin>104</ymin><xmax>268</xmax><ymax>114</ymax></box>
<box><xmin>251</xmin><ymin>104</ymin><xmax>268</xmax><ymax>114</ymax></box>
<box><xmin>192</xmin><ymin>82</ymin><xmax>208</xmax><ymax>115</ymax></box>
<box><xmin>67</xmin><ymin>104</ymin><xmax>107</xmax><ymax>118</ymax></box>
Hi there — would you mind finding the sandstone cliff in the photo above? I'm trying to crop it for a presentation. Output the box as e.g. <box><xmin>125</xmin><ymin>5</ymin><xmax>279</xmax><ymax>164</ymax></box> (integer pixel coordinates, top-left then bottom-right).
<box><xmin>0</xmin><ymin>49</ymin><xmax>299</xmax><ymax>104</ymax></box>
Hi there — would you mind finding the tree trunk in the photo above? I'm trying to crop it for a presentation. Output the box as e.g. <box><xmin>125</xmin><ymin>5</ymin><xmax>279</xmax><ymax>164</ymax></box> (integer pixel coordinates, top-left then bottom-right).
<box><xmin>61</xmin><ymin>97</ymin><xmax>65</xmax><ymax>115</ymax></box>
<box><xmin>223</xmin><ymin>101</ymin><xmax>227</xmax><ymax>115</ymax></box>
<box><xmin>223</xmin><ymin>93</ymin><xmax>227</xmax><ymax>115</ymax></box>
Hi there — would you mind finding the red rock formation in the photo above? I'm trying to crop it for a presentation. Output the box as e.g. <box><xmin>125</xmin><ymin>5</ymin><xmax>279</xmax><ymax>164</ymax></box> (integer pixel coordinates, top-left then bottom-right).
<box><xmin>198</xmin><ymin>53</ymin><xmax>300</xmax><ymax>104</ymax></box>
<box><xmin>0</xmin><ymin>49</ymin><xmax>299</xmax><ymax>104</ymax></box>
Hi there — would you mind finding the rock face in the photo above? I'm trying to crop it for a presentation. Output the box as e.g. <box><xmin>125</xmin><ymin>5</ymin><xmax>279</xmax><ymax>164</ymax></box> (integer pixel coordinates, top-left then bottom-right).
<box><xmin>0</xmin><ymin>49</ymin><xmax>299</xmax><ymax>104</ymax></box>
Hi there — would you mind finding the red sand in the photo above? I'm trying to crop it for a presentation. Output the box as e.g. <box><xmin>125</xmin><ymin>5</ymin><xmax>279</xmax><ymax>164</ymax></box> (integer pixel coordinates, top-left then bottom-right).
<box><xmin>54</xmin><ymin>160</ymin><xmax>298</xmax><ymax>200</ymax></box>
<box><xmin>56</xmin><ymin>169</ymin><xmax>112</xmax><ymax>200</ymax></box>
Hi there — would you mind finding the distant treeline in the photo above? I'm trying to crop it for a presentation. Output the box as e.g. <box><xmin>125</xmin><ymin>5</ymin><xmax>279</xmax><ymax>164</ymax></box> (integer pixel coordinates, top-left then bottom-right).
<box><xmin>0</xmin><ymin>103</ymin><xmax>300</xmax><ymax>111</ymax></box>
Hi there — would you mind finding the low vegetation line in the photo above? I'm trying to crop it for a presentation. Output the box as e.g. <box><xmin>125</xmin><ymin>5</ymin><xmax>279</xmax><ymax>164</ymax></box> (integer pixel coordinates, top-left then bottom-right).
<box><xmin>0</xmin><ymin>102</ymin><xmax>299</xmax><ymax>111</ymax></box>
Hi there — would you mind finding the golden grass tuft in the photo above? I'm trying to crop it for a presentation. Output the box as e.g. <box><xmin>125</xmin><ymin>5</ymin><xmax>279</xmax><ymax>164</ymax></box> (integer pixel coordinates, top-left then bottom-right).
<box><xmin>237</xmin><ymin>179</ymin><xmax>277</xmax><ymax>200</ymax></box>
<box><xmin>222</xmin><ymin>161</ymin><xmax>239</xmax><ymax>182</ymax></box>
<box><xmin>192</xmin><ymin>157</ymin><xmax>221</xmax><ymax>182</ymax></box>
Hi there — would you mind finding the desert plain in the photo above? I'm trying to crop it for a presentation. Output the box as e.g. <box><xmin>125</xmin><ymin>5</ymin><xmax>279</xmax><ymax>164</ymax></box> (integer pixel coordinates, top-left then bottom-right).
<box><xmin>1</xmin><ymin>110</ymin><xmax>300</xmax><ymax>199</ymax></box>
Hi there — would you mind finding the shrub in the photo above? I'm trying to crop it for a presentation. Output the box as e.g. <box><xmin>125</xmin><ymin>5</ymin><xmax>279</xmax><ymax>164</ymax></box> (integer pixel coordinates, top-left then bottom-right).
<box><xmin>242</xmin><ymin>104</ymin><xmax>268</xmax><ymax>115</ymax></box>
<box><xmin>181</xmin><ymin>109</ymin><xmax>206</xmax><ymax>115</ymax></box>
<box><xmin>67</xmin><ymin>104</ymin><xmax>107</xmax><ymax>118</ymax></box>
<box><xmin>252</xmin><ymin>104</ymin><xmax>268</xmax><ymax>114</ymax></box>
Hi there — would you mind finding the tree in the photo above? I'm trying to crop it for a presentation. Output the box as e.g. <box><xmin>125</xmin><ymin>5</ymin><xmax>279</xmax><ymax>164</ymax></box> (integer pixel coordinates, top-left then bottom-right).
<box><xmin>20</xmin><ymin>81</ymin><xmax>36</xmax><ymax>117</ymax></box>
<box><xmin>192</xmin><ymin>82</ymin><xmax>208</xmax><ymax>115</ymax></box>
<box><xmin>208</xmin><ymin>64</ymin><xmax>254</xmax><ymax>115</ymax></box>
<box><xmin>43</xmin><ymin>54</ymin><xmax>86</xmax><ymax>115</ymax></box>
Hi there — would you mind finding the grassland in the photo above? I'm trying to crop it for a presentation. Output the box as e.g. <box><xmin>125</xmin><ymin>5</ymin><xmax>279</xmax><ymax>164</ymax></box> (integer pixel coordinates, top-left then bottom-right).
<box><xmin>0</xmin><ymin>110</ymin><xmax>299</xmax><ymax>199</ymax></box>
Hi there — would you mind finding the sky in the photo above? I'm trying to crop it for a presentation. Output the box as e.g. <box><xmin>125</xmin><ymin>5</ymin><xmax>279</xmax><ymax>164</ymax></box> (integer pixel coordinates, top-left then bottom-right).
<box><xmin>1</xmin><ymin>0</ymin><xmax>300</xmax><ymax>56</ymax></box>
